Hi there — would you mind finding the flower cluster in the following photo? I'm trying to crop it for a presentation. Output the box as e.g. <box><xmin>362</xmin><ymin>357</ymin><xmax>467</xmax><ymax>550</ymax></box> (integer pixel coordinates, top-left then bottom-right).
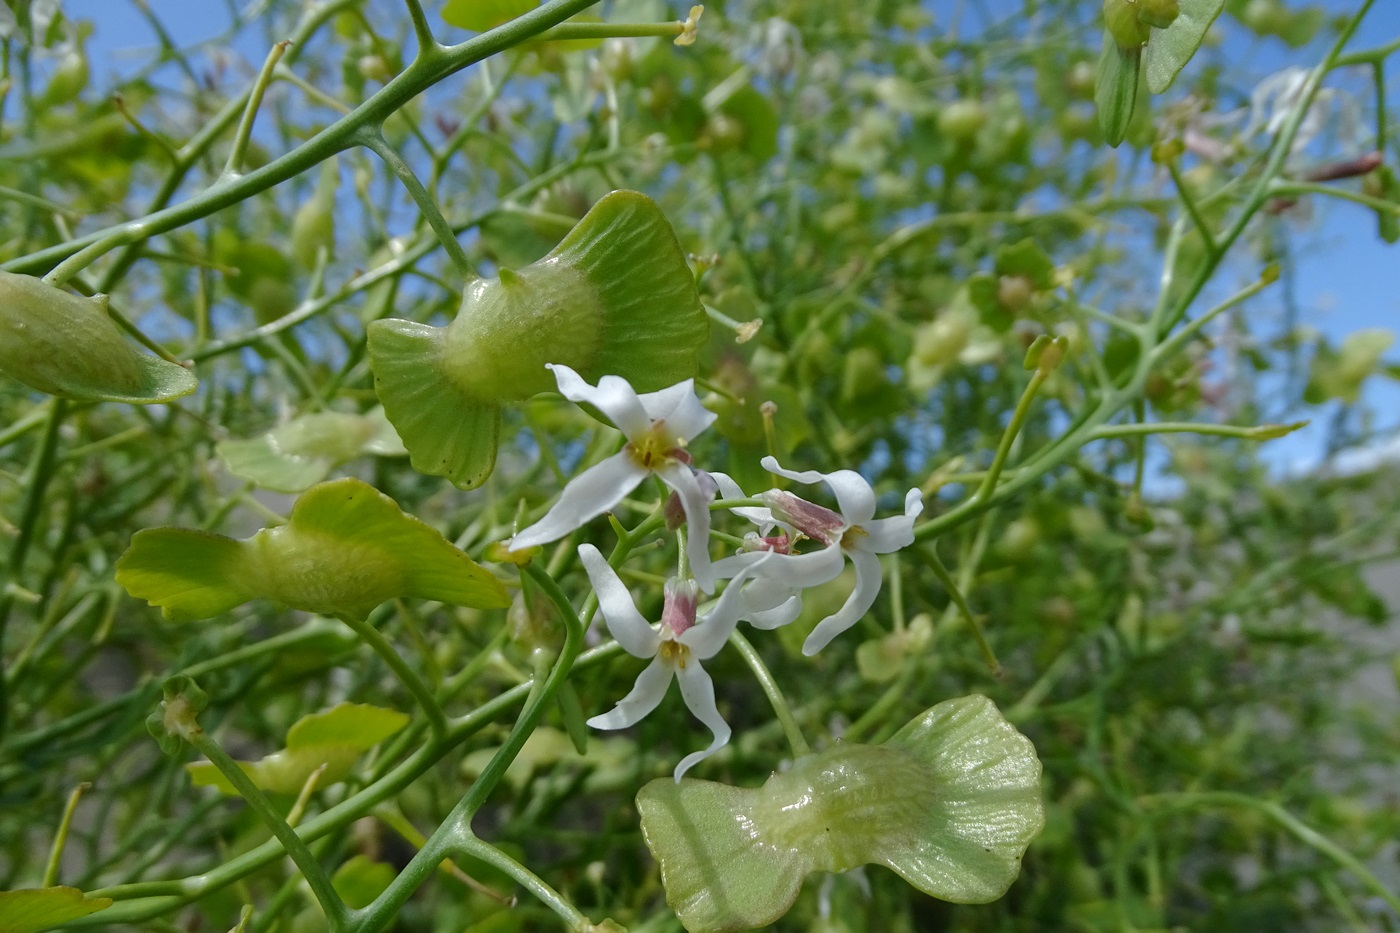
<box><xmin>509</xmin><ymin>365</ymin><xmax>923</xmax><ymax>779</ymax></box>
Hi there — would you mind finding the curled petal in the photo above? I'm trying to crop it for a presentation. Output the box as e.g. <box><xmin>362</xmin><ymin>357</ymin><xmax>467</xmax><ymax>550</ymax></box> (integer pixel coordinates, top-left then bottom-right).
<box><xmin>709</xmin><ymin>471</ymin><xmax>778</xmax><ymax>530</ymax></box>
<box><xmin>680</xmin><ymin>554</ymin><xmax>772</xmax><ymax>659</ymax></box>
<box><xmin>761</xmin><ymin>456</ymin><xmax>877</xmax><ymax>525</ymax></box>
<box><xmin>803</xmin><ymin>548</ymin><xmax>885</xmax><ymax>656</ymax></box>
<box><xmin>639</xmin><ymin>379</ymin><xmax>717</xmax><ymax>441</ymax></box>
<box><xmin>744</xmin><ymin>594</ymin><xmax>802</xmax><ymax>630</ymax></box>
<box><xmin>578</xmin><ymin>544</ymin><xmax>660</xmax><ymax>658</ymax></box>
<box><xmin>587</xmin><ymin>656</ymin><xmax>674</xmax><ymax>731</ymax></box>
<box><xmin>510</xmin><ymin>449</ymin><xmax>647</xmax><ymax>549</ymax></box>
<box><xmin>715</xmin><ymin>544</ymin><xmax>846</xmax><ymax>591</ymax></box>
<box><xmin>547</xmin><ymin>364</ymin><xmax>651</xmax><ymax>437</ymax></box>
<box><xmin>657</xmin><ymin>462</ymin><xmax>717</xmax><ymax>593</ymax></box>
<box><xmin>673</xmin><ymin>661</ymin><xmax>731</xmax><ymax>781</ymax></box>
<box><xmin>859</xmin><ymin>488</ymin><xmax>924</xmax><ymax>553</ymax></box>
<box><xmin>734</xmin><ymin>575</ymin><xmax>795</xmax><ymax>613</ymax></box>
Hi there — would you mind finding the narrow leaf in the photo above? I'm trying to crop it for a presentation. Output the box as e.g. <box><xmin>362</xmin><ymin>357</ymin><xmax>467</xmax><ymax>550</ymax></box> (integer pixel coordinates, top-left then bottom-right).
<box><xmin>1095</xmin><ymin>33</ymin><xmax>1140</xmax><ymax>148</ymax></box>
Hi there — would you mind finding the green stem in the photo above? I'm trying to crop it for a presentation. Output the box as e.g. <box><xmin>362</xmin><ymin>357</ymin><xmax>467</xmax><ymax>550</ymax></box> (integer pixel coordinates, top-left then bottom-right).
<box><xmin>222</xmin><ymin>40</ymin><xmax>291</xmax><ymax>179</ymax></box>
<box><xmin>455</xmin><ymin>835</ymin><xmax>587</xmax><ymax>928</ymax></box>
<box><xmin>5</xmin><ymin>0</ymin><xmax>608</xmax><ymax>279</ymax></box>
<box><xmin>1088</xmin><ymin>420</ymin><xmax>1307</xmax><ymax>442</ymax></box>
<box><xmin>1138</xmin><ymin>791</ymin><xmax>1400</xmax><ymax>915</ymax></box>
<box><xmin>729</xmin><ymin>629</ymin><xmax>810</xmax><ymax>757</ymax></box>
<box><xmin>42</xmin><ymin>781</ymin><xmax>89</xmax><ymax>886</ymax></box>
<box><xmin>336</xmin><ymin>614</ymin><xmax>448</xmax><ymax>739</ymax></box>
<box><xmin>1165</xmin><ymin>158</ymin><xmax>1218</xmax><ymax>255</ymax></box>
<box><xmin>187</xmin><ymin>729</ymin><xmax>350</xmax><ymax>931</ymax></box>
<box><xmin>357</xmin><ymin>129</ymin><xmax>474</xmax><ymax>279</ymax></box>
<box><xmin>915</xmin><ymin>545</ymin><xmax>999</xmax><ymax>674</ymax></box>
<box><xmin>972</xmin><ymin>369</ymin><xmax>1047</xmax><ymax>504</ymax></box>
<box><xmin>1269</xmin><ymin>179</ymin><xmax>1400</xmax><ymax>215</ymax></box>
<box><xmin>0</xmin><ymin>397</ymin><xmax>67</xmax><ymax>743</ymax></box>
<box><xmin>346</xmin><ymin>563</ymin><xmax>586</xmax><ymax>933</ymax></box>
<box><xmin>402</xmin><ymin>0</ymin><xmax>438</xmax><ymax>51</ymax></box>
<box><xmin>538</xmin><ymin>20</ymin><xmax>687</xmax><ymax>41</ymax></box>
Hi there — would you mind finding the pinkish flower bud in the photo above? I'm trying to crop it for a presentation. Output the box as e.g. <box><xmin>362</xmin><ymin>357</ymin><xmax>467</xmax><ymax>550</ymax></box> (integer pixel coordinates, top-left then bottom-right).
<box><xmin>763</xmin><ymin>490</ymin><xmax>847</xmax><ymax>546</ymax></box>
<box><xmin>661</xmin><ymin>578</ymin><xmax>700</xmax><ymax>637</ymax></box>
<box><xmin>742</xmin><ymin>531</ymin><xmax>794</xmax><ymax>554</ymax></box>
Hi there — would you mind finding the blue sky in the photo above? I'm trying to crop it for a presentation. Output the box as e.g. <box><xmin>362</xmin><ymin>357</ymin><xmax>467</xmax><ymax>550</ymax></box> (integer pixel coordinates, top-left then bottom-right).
<box><xmin>58</xmin><ymin>0</ymin><xmax>1400</xmax><ymax>470</ymax></box>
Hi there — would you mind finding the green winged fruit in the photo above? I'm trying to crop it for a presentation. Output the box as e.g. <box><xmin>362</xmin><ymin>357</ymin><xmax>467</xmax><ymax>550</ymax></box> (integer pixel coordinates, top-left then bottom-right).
<box><xmin>368</xmin><ymin>190</ymin><xmax>708</xmax><ymax>490</ymax></box>
<box><xmin>0</xmin><ymin>270</ymin><xmax>197</xmax><ymax>403</ymax></box>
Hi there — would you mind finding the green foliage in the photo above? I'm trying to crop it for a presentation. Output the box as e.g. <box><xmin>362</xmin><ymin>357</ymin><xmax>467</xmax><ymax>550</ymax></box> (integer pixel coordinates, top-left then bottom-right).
<box><xmin>637</xmin><ymin>696</ymin><xmax>1044</xmax><ymax>931</ymax></box>
<box><xmin>115</xmin><ymin>478</ymin><xmax>509</xmax><ymax>619</ymax></box>
<box><xmin>0</xmin><ymin>272</ymin><xmax>197</xmax><ymax>403</ymax></box>
<box><xmin>368</xmin><ymin>189</ymin><xmax>708</xmax><ymax>489</ymax></box>
<box><xmin>0</xmin><ymin>2</ymin><xmax>1396</xmax><ymax>932</ymax></box>
<box><xmin>187</xmin><ymin>703</ymin><xmax>409</xmax><ymax>795</ymax></box>
<box><xmin>0</xmin><ymin>888</ymin><xmax>112</xmax><ymax>932</ymax></box>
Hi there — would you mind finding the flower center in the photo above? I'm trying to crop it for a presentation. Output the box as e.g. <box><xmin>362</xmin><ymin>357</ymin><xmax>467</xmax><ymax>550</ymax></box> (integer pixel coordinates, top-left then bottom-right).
<box><xmin>659</xmin><ymin>639</ymin><xmax>692</xmax><ymax>669</ymax></box>
<box><xmin>626</xmin><ymin>420</ymin><xmax>681</xmax><ymax>471</ymax></box>
<box><xmin>840</xmin><ymin>524</ymin><xmax>869</xmax><ymax>551</ymax></box>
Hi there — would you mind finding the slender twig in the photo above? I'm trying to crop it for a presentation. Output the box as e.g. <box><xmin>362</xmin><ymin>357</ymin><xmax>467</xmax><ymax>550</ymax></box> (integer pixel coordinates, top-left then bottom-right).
<box><xmin>729</xmin><ymin>629</ymin><xmax>810</xmax><ymax>757</ymax></box>
<box><xmin>336</xmin><ymin>613</ymin><xmax>448</xmax><ymax>739</ymax></box>
<box><xmin>42</xmin><ymin>782</ymin><xmax>90</xmax><ymax>886</ymax></box>
<box><xmin>187</xmin><ymin>730</ymin><xmax>351</xmax><ymax>931</ymax></box>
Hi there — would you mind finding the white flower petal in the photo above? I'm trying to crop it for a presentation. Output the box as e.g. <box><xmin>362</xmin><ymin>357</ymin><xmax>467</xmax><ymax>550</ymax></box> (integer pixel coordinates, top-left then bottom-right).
<box><xmin>637</xmin><ymin>380</ymin><xmax>716</xmax><ymax>442</ymax></box>
<box><xmin>709</xmin><ymin>472</ymin><xmax>778</xmax><ymax>529</ymax></box>
<box><xmin>578</xmin><ymin>544</ymin><xmax>661</xmax><ymax>659</ymax></box>
<box><xmin>743</xmin><ymin>594</ymin><xmax>803</xmax><ymax>630</ymax></box>
<box><xmin>587</xmin><ymin>656</ymin><xmax>674</xmax><ymax>731</ymax></box>
<box><xmin>734</xmin><ymin>574</ymin><xmax>795</xmax><ymax>613</ymax></box>
<box><xmin>802</xmin><ymin>548</ymin><xmax>885</xmax><ymax>656</ymax></box>
<box><xmin>721</xmin><ymin>544</ymin><xmax>847</xmax><ymax>591</ymax></box>
<box><xmin>547</xmin><ymin>364</ymin><xmax>650</xmax><ymax>437</ymax></box>
<box><xmin>856</xmin><ymin>487</ymin><xmax>923</xmax><ymax>552</ymax></box>
<box><xmin>673</xmin><ymin>661</ymin><xmax>731</xmax><ymax>781</ymax></box>
<box><xmin>761</xmin><ymin>456</ymin><xmax>876</xmax><ymax>524</ymax></box>
<box><xmin>657</xmin><ymin>462</ymin><xmax>717</xmax><ymax>593</ymax></box>
<box><xmin>510</xmin><ymin>450</ymin><xmax>647</xmax><ymax>549</ymax></box>
<box><xmin>679</xmin><ymin>554</ymin><xmax>770</xmax><ymax>658</ymax></box>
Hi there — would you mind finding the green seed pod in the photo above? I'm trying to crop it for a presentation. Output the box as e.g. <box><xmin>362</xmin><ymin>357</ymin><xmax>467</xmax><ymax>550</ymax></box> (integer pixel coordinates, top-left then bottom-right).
<box><xmin>1136</xmin><ymin>0</ymin><xmax>1180</xmax><ymax>29</ymax></box>
<box><xmin>637</xmin><ymin>696</ymin><xmax>1045</xmax><ymax>932</ymax></box>
<box><xmin>115</xmin><ymin>478</ymin><xmax>509</xmax><ymax>621</ymax></box>
<box><xmin>1103</xmin><ymin>0</ymin><xmax>1151</xmax><ymax>48</ymax></box>
<box><xmin>0</xmin><ymin>271</ymin><xmax>197</xmax><ymax>403</ymax></box>
<box><xmin>368</xmin><ymin>190</ymin><xmax>709</xmax><ymax>490</ymax></box>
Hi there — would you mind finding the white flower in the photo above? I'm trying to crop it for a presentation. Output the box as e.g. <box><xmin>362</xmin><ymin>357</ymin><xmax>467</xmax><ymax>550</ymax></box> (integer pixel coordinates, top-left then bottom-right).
<box><xmin>579</xmin><ymin>544</ymin><xmax>769</xmax><ymax>781</ymax></box>
<box><xmin>509</xmin><ymin>365</ymin><xmax>718</xmax><ymax>591</ymax></box>
<box><xmin>714</xmin><ymin>456</ymin><xmax>923</xmax><ymax>656</ymax></box>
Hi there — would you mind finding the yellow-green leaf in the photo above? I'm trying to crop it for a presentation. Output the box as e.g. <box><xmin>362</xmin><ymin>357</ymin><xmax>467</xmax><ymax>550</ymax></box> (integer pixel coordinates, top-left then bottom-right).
<box><xmin>187</xmin><ymin>702</ymin><xmax>409</xmax><ymax>795</ymax></box>
<box><xmin>0</xmin><ymin>888</ymin><xmax>112</xmax><ymax>933</ymax></box>
<box><xmin>116</xmin><ymin>477</ymin><xmax>510</xmax><ymax>620</ymax></box>
<box><xmin>441</xmin><ymin>0</ymin><xmax>537</xmax><ymax>32</ymax></box>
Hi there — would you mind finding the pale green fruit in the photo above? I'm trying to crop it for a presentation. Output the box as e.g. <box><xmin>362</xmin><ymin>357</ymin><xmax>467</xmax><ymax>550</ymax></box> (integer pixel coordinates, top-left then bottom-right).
<box><xmin>0</xmin><ymin>271</ymin><xmax>197</xmax><ymax>403</ymax></box>
<box><xmin>637</xmin><ymin>696</ymin><xmax>1045</xmax><ymax>932</ymax></box>
<box><xmin>368</xmin><ymin>190</ymin><xmax>708</xmax><ymax>490</ymax></box>
<box><xmin>115</xmin><ymin>478</ymin><xmax>509</xmax><ymax>621</ymax></box>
